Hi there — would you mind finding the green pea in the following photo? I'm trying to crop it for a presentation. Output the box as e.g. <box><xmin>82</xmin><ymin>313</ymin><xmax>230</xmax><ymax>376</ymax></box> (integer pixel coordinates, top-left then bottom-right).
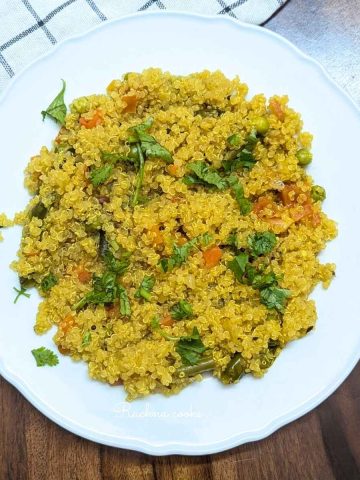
<box><xmin>253</xmin><ymin>116</ymin><xmax>270</xmax><ymax>135</ymax></box>
<box><xmin>296</xmin><ymin>148</ymin><xmax>313</xmax><ymax>166</ymax></box>
<box><xmin>311</xmin><ymin>185</ymin><xmax>326</xmax><ymax>202</ymax></box>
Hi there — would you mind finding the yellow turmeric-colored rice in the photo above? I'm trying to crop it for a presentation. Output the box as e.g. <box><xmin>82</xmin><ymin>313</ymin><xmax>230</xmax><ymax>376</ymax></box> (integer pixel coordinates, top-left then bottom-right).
<box><xmin>10</xmin><ymin>69</ymin><xmax>336</xmax><ymax>399</ymax></box>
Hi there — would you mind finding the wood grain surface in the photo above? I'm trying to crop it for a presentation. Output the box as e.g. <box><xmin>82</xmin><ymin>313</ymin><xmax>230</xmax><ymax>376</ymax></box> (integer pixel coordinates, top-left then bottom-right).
<box><xmin>1</xmin><ymin>0</ymin><xmax>359</xmax><ymax>478</ymax></box>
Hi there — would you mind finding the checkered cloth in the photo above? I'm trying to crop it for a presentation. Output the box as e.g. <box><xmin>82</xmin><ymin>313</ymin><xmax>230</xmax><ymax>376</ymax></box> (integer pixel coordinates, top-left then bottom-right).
<box><xmin>0</xmin><ymin>0</ymin><xmax>287</xmax><ymax>93</ymax></box>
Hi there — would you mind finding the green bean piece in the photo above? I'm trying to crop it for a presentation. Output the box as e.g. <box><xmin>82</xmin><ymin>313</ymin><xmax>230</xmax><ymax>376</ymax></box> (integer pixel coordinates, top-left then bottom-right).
<box><xmin>311</xmin><ymin>185</ymin><xmax>326</xmax><ymax>202</ymax></box>
<box><xmin>221</xmin><ymin>353</ymin><xmax>247</xmax><ymax>384</ymax></box>
<box><xmin>179</xmin><ymin>359</ymin><xmax>216</xmax><ymax>377</ymax></box>
<box><xmin>259</xmin><ymin>350</ymin><xmax>276</xmax><ymax>370</ymax></box>
<box><xmin>296</xmin><ymin>148</ymin><xmax>312</xmax><ymax>166</ymax></box>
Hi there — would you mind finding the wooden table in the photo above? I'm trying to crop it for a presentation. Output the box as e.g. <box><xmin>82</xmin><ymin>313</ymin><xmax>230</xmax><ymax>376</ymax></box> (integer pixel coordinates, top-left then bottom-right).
<box><xmin>1</xmin><ymin>0</ymin><xmax>359</xmax><ymax>478</ymax></box>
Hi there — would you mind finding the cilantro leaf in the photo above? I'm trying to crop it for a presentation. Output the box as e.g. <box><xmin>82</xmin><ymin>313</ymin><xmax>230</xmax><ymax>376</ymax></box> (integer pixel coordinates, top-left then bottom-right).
<box><xmin>32</xmin><ymin>347</ymin><xmax>59</xmax><ymax>367</ymax></box>
<box><xmin>13</xmin><ymin>286</ymin><xmax>30</xmax><ymax>304</ymax></box>
<box><xmin>227</xmin><ymin>175</ymin><xmax>252</xmax><ymax>215</ymax></box>
<box><xmin>118</xmin><ymin>285</ymin><xmax>131</xmax><ymax>316</ymax></box>
<box><xmin>82</xmin><ymin>332</ymin><xmax>92</xmax><ymax>347</ymax></box>
<box><xmin>225</xmin><ymin>230</ymin><xmax>239</xmax><ymax>249</ymax></box>
<box><xmin>260</xmin><ymin>286</ymin><xmax>291</xmax><ymax>313</ymax></box>
<box><xmin>170</xmin><ymin>300</ymin><xmax>193</xmax><ymax>320</ymax></box>
<box><xmin>101</xmin><ymin>151</ymin><xmax>125</xmax><ymax>164</ymax></box>
<box><xmin>175</xmin><ymin>327</ymin><xmax>207</xmax><ymax>366</ymax></box>
<box><xmin>103</xmin><ymin>249</ymin><xmax>130</xmax><ymax>276</ymax></box>
<box><xmin>171</xmin><ymin>238</ymin><xmax>198</xmax><ymax>267</ymax></box>
<box><xmin>129</xmin><ymin>117</ymin><xmax>172</xmax><ymax>163</ymax></box>
<box><xmin>251</xmin><ymin>271</ymin><xmax>278</xmax><ymax>289</ymax></box>
<box><xmin>183</xmin><ymin>161</ymin><xmax>227</xmax><ymax>190</ymax></box>
<box><xmin>135</xmin><ymin>275</ymin><xmax>155</xmax><ymax>301</ymax></box>
<box><xmin>227</xmin><ymin>133</ymin><xmax>241</xmax><ymax>146</ymax></box>
<box><xmin>227</xmin><ymin>253</ymin><xmax>249</xmax><ymax>282</ymax></box>
<box><xmin>41</xmin><ymin>273</ymin><xmax>58</xmax><ymax>292</ymax></box>
<box><xmin>90</xmin><ymin>164</ymin><xmax>113</xmax><ymax>187</ymax></box>
<box><xmin>159</xmin><ymin>235</ymin><xmax>203</xmax><ymax>272</ymax></box>
<box><xmin>223</xmin><ymin>130</ymin><xmax>259</xmax><ymax>172</ymax></box>
<box><xmin>73</xmin><ymin>271</ymin><xmax>118</xmax><ymax>310</ymax></box>
<box><xmin>248</xmin><ymin>232</ymin><xmax>277</xmax><ymax>257</ymax></box>
<box><xmin>41</xmin><ymin>80</ymin><xmax>67</xmax><ymax>125</ymax></box>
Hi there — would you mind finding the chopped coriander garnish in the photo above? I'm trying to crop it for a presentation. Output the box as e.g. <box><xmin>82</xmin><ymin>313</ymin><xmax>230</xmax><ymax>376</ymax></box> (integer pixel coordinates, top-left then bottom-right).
<box><xmin>128</xmin><ymin>117</ymin><xmax>172</xmax><ymax>163</ymax></box>
<box><xmin>131</xmin><ymin>143</ymin><xmax>145</xmax><ymax>207</ymax></box>
<box><xmin>118</xmin><ymin>285</ymin><xmax>131</xmax><ymax>316</ymax></box>
<box><xmin>183</xmin><ymin>161</ymin><xmax>228</xmax><ymax>190</ymax></box>
<box><xmin>260</xmin><ymin>286</ymin><xmax>291</xmax><ymax>313</ymax></box>
<box><xmin>90</xmin><ymin>164</ymin><xmax>113</xmax><ymax>187</ymax></box>
<box><xmin>41</xmin><ymin>273</ymin><xmax>58</xmax><ymax>292</ymax></box>
<box><xmin>175</xmin><ymin>327</ymin><xmax>207</xmax><ymax>366</ymax></box>
<box><xmin>41</xmin><ymin>80</ymin><xmax>67</xmax><ymax>125</ymax></box>
<box><xmin>227</xmin><ymin>133</ymin><xmax>241</xmax><ymax>146</ymax></box>
<box><xmin>135</xmin><ymin>275</ymin><xmax>155</xmax><ymax>301</ymax></box>
<box><xmin>227</xmin><ymin>175</ymin><xmax>252</xmax><ymax>215</ymax></box>
<box><xmin>248</xmin><ymin>231</ymin><xmax>277</xmax><ymax>257</ymax></box>
<box><xmin>13</xmin><ymin>286</ymin><xmax>30</xmax><ymax>304</ymax></box>
<box><xmin>150</xmin><ymin>320</ymin><xmax>206</xmax><ymax>366</ymax></box>
<box><xmin>170</xmin><ymin>300</ymin><xmax>193</xmax><ymax>320</ymax></box>
<box><xmin>73</xmin><ymin>271</ymin><xmax>118</xmax><ymax>310</ymax></box>
<box><xmin>103</xmin><ymin>249</ymin><xmax>130</xmax><ymax>276</ymax></box>
<box><xmin>31</xmin><ymin>347</ymin><xmax>59</xmax><ymax>367</ymax></box>
<box><xmin>223</xmin><ymin>130</ymin><xmax>259</xmax><ymax>172</ymax></box>
<box><xmin>227</xmin><ymin>253</ymin><xmax>249</xmax><ymax>282</ymax></box>
<box><xmin>82</xmin><ymin>332</ymin><xmax>92</xmax><ymax>347</ymax></box>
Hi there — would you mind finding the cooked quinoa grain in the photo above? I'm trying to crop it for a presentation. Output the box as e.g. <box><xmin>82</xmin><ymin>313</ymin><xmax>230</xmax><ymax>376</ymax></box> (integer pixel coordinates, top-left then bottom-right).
<box><xmin>10</xmin><ymin>69</ymin><xmax>336</xmax><ymax>399</ymax></box>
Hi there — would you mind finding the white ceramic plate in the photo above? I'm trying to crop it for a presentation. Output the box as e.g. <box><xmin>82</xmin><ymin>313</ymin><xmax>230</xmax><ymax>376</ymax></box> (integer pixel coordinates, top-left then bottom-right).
<box><xmin>0</xmin><ymin>12</ymin><xmax>359</xmax><ymax>456</ymax></box>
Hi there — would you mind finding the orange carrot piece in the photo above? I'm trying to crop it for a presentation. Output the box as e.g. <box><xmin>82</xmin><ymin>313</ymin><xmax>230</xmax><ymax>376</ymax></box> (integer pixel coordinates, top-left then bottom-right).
<box><xmin>161</xmin><ymin>314</ymin><xmax>175</xmax><ymax>327</ymax></box>
<box><xmin>167</xmin><ymin>164</ymin><xmax>179</xmax><ymax>177</ymax></box>
<box><xmin>149</xmin><ymin>224</ymin><xmax>164</xmax><ymax>246</ymax></box>
<box><xmin>60</xmin><ymin>314</ymin><xmax>75</xmax><ymax>334</ymax></box>
<box><xmin>77</xmin><ymin>268</ymin><xmax>92</xmax><ymax>284</ymax></box>
<box><xmin>79</xmin><ymin>109</ymin><xmax>103</xmax><ymax>129</ymax></box>
<box><xmin>203</xmin><ymin>246</ymin><xmax>222</xmax><ymax>268</ymax></box>
<box><xmin>269</xmin><ymin>99</ymin><xmax>285</xmax><ymax>121</ymax></box>
<box><xmin>122</xmin><ymin>94</ymin><xmax>138</xmax><ymax>113</ymax></box>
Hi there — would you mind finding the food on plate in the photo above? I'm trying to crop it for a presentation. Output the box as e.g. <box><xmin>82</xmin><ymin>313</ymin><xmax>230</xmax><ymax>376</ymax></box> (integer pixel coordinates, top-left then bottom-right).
<box><xmin>6</xmin><ymin>69</ymin><xmax>336</xmax><ymax>399</ymax></box>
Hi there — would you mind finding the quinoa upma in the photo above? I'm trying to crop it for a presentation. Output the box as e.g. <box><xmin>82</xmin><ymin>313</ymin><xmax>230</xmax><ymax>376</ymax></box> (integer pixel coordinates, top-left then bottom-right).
<box><xmin>10</xmin><ymin>69</ymin><xmax>336</xmax><ymax>399</ymax></box>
